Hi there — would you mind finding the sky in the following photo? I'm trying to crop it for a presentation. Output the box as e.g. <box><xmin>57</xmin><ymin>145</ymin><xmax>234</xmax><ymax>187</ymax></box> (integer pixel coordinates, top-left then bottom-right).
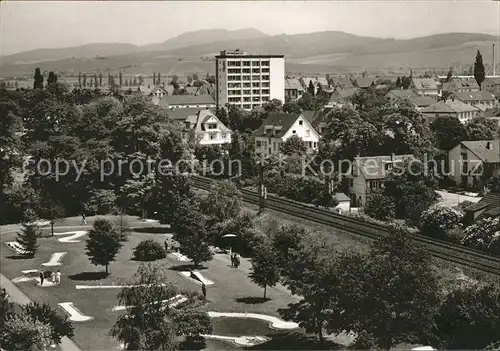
<box><xmin>1</xmin><ymin>1</ymin><xmax>499</xmax><ymax>55</ymax></box>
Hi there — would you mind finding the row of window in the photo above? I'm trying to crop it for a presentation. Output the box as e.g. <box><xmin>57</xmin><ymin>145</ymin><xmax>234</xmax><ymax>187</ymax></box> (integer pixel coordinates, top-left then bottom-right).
<box><xmin>228</xmin><ymin>89</ymin><xmax>271</xmax><ymax>95</ymax></box>
<box><xmin>227</xmin><ymin>68</ymin><xmax>270</xmax><ymax>74</ymax></box>
<box><xmin>206</xmin><ymin>132</ymin><xmax>229</xmax><ymax>141</ymax></box>
<box><xmin>227</xmin><ymin>82</ymin><xmax>270</xmax><ymax>88</ymax></box>
<box><xmin>227</xmin><ymin>75</ymin><xmax>270</xmax><ymax>81</ymax></box>
<box><xmin>227</xmin><ymin>60</ymin><xmax>270</xmax><ymax>67</ymax></box>
<box><xmin>228</xmin><ymin>96</ymin><xmax>270</xmax><ymax>103</ymax></box>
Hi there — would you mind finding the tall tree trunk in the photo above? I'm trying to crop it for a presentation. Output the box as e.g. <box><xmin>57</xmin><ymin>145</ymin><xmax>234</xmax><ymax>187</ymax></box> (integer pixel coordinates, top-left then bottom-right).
<box><xmin>106</xmin><ymin>264</ymin><xmax>108</xmax><ymax>275</ymax></box>
<box><xmin>318</xmin><ymin>323</ymin><xmax>324</xmax><ymax>344</ymax></box>
<box><xmin>264</xmin><ymin>285</ymin><xmax>267</xmax><ymax>299</ymax></box>
<box><xmin>51</xmin><ymin>222</ymin><xmax>54</xmax><ymax>236</ymax></box>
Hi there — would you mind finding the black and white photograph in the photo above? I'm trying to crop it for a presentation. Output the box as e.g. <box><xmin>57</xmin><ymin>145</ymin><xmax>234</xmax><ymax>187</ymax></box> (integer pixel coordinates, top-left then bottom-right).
<box><xmin>0</xmin><ymin>1</ymin><xmax>499</xmax><ymax>350</ymax></box>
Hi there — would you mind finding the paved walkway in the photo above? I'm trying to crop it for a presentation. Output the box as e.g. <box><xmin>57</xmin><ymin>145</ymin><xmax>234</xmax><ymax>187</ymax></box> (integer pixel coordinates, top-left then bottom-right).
<box><xmin>0</xmin><ymin>273</ymin><xmax>82</xmax><ymax>351</ymax></box>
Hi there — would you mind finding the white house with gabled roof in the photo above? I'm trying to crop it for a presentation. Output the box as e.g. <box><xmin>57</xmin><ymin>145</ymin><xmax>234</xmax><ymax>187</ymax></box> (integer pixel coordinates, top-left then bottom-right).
<box><xmin>253</xmin><ymin>112</ymin><xmax>320</xmax><ymax>158</ymax></box>
<box><xmin>185</xmin><ymin>109</ymin><xmax>232</xmax><ymax>146</ymax></box>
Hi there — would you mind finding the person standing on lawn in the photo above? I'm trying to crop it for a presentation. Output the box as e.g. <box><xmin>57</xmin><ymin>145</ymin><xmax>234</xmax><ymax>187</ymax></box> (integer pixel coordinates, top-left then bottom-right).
<box><xmin>81</xmin><ymin>212</ymin><xmax>87</xmax><ymax>225</ymax></box>
<box><xmin>201</xmin><ymin>283</ymin><xmax>207</xmax><ymax>299</ymax></box>
<box><xmin>39</xmin><ymin>271</ymin><xmax>44</xmax><ymax>286</ymax></box>
<box><xmin>56</xmin><ymin>270</ymin><xmax>61</xmax><ymax>285</ymax></box>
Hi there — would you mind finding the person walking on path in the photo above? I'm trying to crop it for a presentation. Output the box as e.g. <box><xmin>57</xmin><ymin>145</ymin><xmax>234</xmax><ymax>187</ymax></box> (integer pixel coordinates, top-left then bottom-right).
<box><xmin>81</xmin><ymin>213</ymin><xmax>87</xmax><ymax>225</ymax></box>
<box><xmin>51</xmin><ymin>271</ymin><xmax>56</xmax><ymax>284</ymax></box>
<box><xmin>164</xmin><ymin>239</ymin><xmax>169</xmax><ymax>252</ymax></box>
<box><xmin>39</xmin><ymin>271</ymin><xmax>44</xmax><ymax>286</ymax></box>
<box><xmin>201</xmin><ymin>283</ymin><xmax>207</xmax><ymax>299</ymax></box>
<box><xmin>56</xmin><ymin>270</ymin><xmax>61</xmax><ymax>285</ymax></box>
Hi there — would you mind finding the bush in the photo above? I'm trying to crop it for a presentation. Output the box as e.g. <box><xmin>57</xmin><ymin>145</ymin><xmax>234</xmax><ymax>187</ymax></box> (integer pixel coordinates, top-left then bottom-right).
<box><xmin>461</xmin><ymin>218</ymin><xmax>500</xmax><ymax>255</ymax></box>
<box><xmin>133</xmin><ymin>240</ymin><xmax>166</xmax><ymax>261</ymax></box>
<box><xmin>364</xmin><ymin>191</ymin><xmax>395</xmax><ymax>221</ymax></box>
<box><xmin>420</xmin><ymin>204</ymin><xmax>464</xmax><ymax>239</ymax></box>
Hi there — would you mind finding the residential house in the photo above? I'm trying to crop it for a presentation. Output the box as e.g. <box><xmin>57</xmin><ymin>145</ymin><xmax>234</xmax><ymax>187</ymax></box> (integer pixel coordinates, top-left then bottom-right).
<box><xmin>394</xmin><ymin>96</ymin><xmax>436</xmax><ymax>111</ymax></box>
<box><xmin>421</xmin><ymin>99</ymin><xmax>479</xmax><ymax>124</ymax></box>
<box><xmin>333</xmin><ymin>193</ymin><xmax>351</xmax><ymax>213</ymax></box>
<box><xmin>310</xmin><ymin>107</ymin><xmax>337</xmax><ymax>135</ymax></box>
<box><xmin>450</xmin><ymin>91</ymin><xmax>497</xmax><ymax>111</ymax></box>
<box><xmin>448</xmin><ymin>140</ymin><xmax>500</xmax><ymax>189</ymax></box>
<box><xmin>253</xmin><ymin>112</ymin><xmax>320</xmax><ymax>158</ymax></box>
<box><xmin>464</xmin><ymin>192</ymin><xmax>500</xmax><ymax>224</ymax></box>
<box><xmin>442</xmin><ymin>77</ymin><xmax>479</xmax><ymax>94</ymax></box>
<box><xmin>483</xmin><ymin>77</ymin><xmax>500</xmax><ymax>97</ymax></box>
<box><xmin>137</xmin><ymin>85</ymin><xmax>152</xmax><ymax>96</ymax></box>
<box><xmin>410</xmin><ymin>78</ymin><xmax>442</xmax><ymax>98</ymax></box>
<box><xmin>184</xmin><ymin>109</ymin><xmax>232</xmax><ymax>146</ymax></box>
<box><xmin>150</xmin><ymin>85</ymin><xmax>169</xmax><ymax>99</ymax></box>
<box><xmin>158</xmin><ymin>94</ymin><xmax>216</xmax><ymax>109</ymax></box>
<box><xmin>346</xmin><ymin>154</ymin><xmax>414</xmax><ymax>207</ymax></box>
<box><xmin>353</xmin><ymin>77</ymin><xmax>376</xmax><ymax>89</ymax></box>
<box><xmin>300</xmin><ymin>77</ymin><xmax>318</xmax><ymax>95</ymax></box>
<box><xmin>285</xmin><ymin>78</ymin><xmax>305</xmax><ymax>101</ymax></box>
<box><xmin>385</xmin><ymin>89</ymin><xmax>418</xmax><ymax>105</ymax></box>
<box><xmin>325</xmin><ymin>87</ymin><xmax>359</xmax><ymax>108</ymax></box>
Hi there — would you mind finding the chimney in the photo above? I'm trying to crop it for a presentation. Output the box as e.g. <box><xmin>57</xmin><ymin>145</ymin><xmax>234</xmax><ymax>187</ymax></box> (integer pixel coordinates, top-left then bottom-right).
<box><xmin>493</xmin><ymin>43</ymin><xmax>496</xmax><ymax>77</ymax></box>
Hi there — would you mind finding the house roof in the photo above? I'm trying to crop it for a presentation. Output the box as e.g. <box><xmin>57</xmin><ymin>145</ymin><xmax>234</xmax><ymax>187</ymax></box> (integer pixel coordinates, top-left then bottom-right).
<box><xmin>285</xmin><ymin>78</ymin><xmax>304</xmax><ymax>91</ymax></box>
<box><xmin>354</xmin><ymin>154</ymin><xmax>415</xmax><ymax>180</ymax></box>
<box><xmin>311</xmin><ymin>107</ymin><xmax>336</xmax><ymax>128</ymax></box>
<box><xmin>422</xmin><ymin>100</ymin><xmax>478</xmax><ymax>114</ymax></box>
<box><xmin>253</xmin><ymin>112</ymin><xmax>302</xmax><ymax>139</ymax></box>
<box><xmin>334</xmin><ymin>193</ymin><xmax>350</xmax><ymax>202</ymax></box>
<box><xmin>150</xmin><ymin>85</ymin><xmax>167</xmax><ymax>95</ymax></box>
<box><xmin>166</xmin><ymin>107</ymin><xmax>208</xmax><ymax>121</ymax></box>
<box><xmin>452</xmin><ymin>91</ymin><xmax>497</xmax><ymax>102</ymax></box>
<box><xmin>354</xmin><ymin>77</ymin><xmax>375</xmax><ymax>88</ymax></box>
<box><xmin>465</xmin><ymin>192</ymin><xmax>500</xmax><ymax>218</ymax></box>
<box><xmin>191</xmin><ymin>109</ymin><xmax>231</xmax><ymax>134</ymax></box>
<box><xmin>386</xmin><ymin>89</ymin><xmax>418</xmax><ymax>99</ymax></box>
<box><xmin>336</xmin><ymin>87</ymin><xmax>359</xmax><ymax>99</ymax></box>
<box><xmin>158</xmin><ymin>94</ymin><xmax>215</xmax><ymax>107</ymax></box>
<box><xmin>301</xmin><ymin>110</ymin><xmax>317</xmax><ymax>123</ymax></box>
<box><xmin>442</xmin><ymin>78</ymin><xmax>480</xmax><ymax>92</ymax></box>
<box><xmin>330</xmin><ymin>77</ymin><xmax>354</xmax><ymax>88</ymax></box>
<box><xmin>398</xmin><ymin>95</ymin><xmax>437</xmax><ymax>107</ymax></box>
<box><xmin>461</xmin><ymin>140</ymin><xmax>500</xmax><ymax>163</ymax></box>
<box><xmin>316</xmin><ymin>77</ymin><xmax>329</xmax><ymax>86</ymax></box>
<box><xmin>301</xmin><ymin>77</ymin><xmax>316</xmax><ymax>88</ymax></box>
<box><xmin>412</xmin><ymin>78</ymin><xmax>439</xmax><ymax>90</ymax></box>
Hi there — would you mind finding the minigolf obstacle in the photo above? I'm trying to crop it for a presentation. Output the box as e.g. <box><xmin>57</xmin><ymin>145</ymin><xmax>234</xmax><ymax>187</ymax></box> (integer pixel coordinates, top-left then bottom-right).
<box><xmin>112</xmin><ymin>294</ymin><xmax>188</xmax><ymax>312</ymax></box>
<box><xmin>207</xmin><ymin>312</ymin><xmax>299</xmax><ymax>330</ymax></box>
<box><xmin>41</xmin><ymin>252</ymin><xmax>67</xmax><ymax>266</ymax></box>
<box><xmin>58</xmin><ymin>302</ymin><xmax>93</xmax><ymax>322</ymax></box>
<box><xmin>54</xmin><ymin>231</ymin><xmax>87</xmax><ymax>243</ymax></box>
<box><xmin>5</xmin><ymin>241</ymin><xmax>29</xmax><ymax>255</ymax></box>
<box><xmin>179</xmin><ymin>270</ymin><xmax>214</xmax><ymax>286</ymax></box>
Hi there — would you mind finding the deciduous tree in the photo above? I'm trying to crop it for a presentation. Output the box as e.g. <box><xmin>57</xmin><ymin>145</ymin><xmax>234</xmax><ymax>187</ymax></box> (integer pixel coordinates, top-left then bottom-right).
<box><xmin>85</xmin><ymin>219</ymin><xmax>123</xmax><ymax>274</ymax></box>
<box><xmin>22</xmin><ymin>302</ymin><xmax>74</xmax><ymax>345</ymax></box>
<box><xmin>420</xmin><ymin>203</ymin><xmax>463</xmax><ymax>239</ymax></box>
<box><xmin>280</xmin><ymin>135</ymin><xmax>307</xmax><ymax>155</ymax></box>
<box><xmin>249</xmin><ymin>239</ymin><xmax>281</xmax><ymax>299</ymax></box>
<box><xmin>431</xmin><ymin>116</ymin><xmax>468</xmax><ymax>151</ymax></box>
<box><xmin>364</xmin><ymin>189</ymin><xmax>395</xmax><ymax>221</ymax></box>
<box><xmin>1</xmin><ymin>312</ymin><xmax>52</xmax><ymax>351</ymax></box>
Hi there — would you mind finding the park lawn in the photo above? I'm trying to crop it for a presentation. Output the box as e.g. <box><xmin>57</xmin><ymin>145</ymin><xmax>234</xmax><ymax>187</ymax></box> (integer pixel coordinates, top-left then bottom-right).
<box><xmin>1</xmin><ymin>225</ymin><xmax>300</xmax><ymax>350</ymax></box>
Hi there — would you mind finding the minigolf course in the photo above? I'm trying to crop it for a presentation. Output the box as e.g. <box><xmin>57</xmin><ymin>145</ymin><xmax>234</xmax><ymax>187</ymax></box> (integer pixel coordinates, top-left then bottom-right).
<box><xmin>41</xmin><ymin>252</ymin><xmax>67</xmax><ymax>266</ymax></box>
<box><xmin>208</xmin><ymin>312</ymin><xmax>299</xmax><ymax>330</ymax></box>
<box><xmin>58</xmin><ymin>302</ymin><xmax>93</xmax><ymax>322</ymax></box>
<box><xmin>75</xmin><ymin>283</ymin><xmax>166</xmax><ymax>290</ymax></box>
<box><xmin>54</xmin><ymin>231</ymin><xmax>87</xmax><ymax>243</ymax></box>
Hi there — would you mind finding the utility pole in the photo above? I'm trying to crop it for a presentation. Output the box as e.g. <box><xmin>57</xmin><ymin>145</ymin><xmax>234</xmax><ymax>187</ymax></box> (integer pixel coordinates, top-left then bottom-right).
<box><xmin>258</xmin><ymin>161</ymin><xmax>266</xmax><ymax>214</ymax></box>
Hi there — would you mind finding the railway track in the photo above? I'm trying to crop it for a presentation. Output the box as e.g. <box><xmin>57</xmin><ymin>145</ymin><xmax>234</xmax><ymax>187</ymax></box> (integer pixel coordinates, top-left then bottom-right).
<box><xmin>191</xmin><ymin>175</ymin><xmax>500</xmax><ymax>276</ymax></box>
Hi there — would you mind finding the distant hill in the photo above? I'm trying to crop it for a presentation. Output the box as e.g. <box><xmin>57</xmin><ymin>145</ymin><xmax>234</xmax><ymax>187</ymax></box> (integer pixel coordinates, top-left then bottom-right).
<box><xmin>141</xmin><ymin>28</ymin><xmax>268</xmax><ymax>52</ymax></box>
<box><xmin>1</xmin><ymin>30</ymin><xmax>498</xmax><ymax>77</ymax></box>
<box><xmin>2</xmin><ymin>28</ymin><xmax>268</xmax><ymax>66</ymax></box>
<box><xmin>159</xmin><ymin>31</ymin><xmax>499</xmax><ymax>58</ymax></box>
<box><xmin>2</xmin><ymin>43</ymin><xmax>140</xmax><ymax>65</ymax></box>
